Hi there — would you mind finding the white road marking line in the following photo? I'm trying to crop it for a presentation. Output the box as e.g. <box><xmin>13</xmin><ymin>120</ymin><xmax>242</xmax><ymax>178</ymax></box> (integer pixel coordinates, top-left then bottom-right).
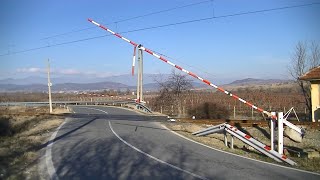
<box><xmin>82</xmin><ymin>106</ymin><xmax>206</xmax><ymax>179</ymax></box>
<box><xmin>79</xmin><ymin>106</ymin><xmax>109</xmax><ymax>114</ymax></box>
<box><xmin>160</xmin><ymin>124</ymin><xmax>320</xmax><ymax>176</ymax></box>
<box><xmin>108</xmin><ymin>121</ymin><xmax>207</xmax><ymax>180</ymax></box>
<box><xmin>46</xmin><ymin>121</ymin><xmax>66</xmax><ymax>180</ymax></box>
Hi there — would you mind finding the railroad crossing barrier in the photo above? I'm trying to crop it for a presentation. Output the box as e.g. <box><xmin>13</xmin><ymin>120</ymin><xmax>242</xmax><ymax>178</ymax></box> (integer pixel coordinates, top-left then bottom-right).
<box><xmin>193</xmin><ymin>120</ymin><xmax>296</xmax><ymax>165</ymax></box>
<box><xmin>88</xmin><ymin>18</ymin><xmax>305</xmax><ymax>142</ymax></box>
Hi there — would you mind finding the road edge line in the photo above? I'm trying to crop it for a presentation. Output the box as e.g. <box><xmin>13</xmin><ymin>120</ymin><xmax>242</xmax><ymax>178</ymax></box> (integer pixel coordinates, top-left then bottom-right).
<box><xmin>45</xmin><ymin>120</ymin><xmax>67</xmax><ymax>180</ymax></box>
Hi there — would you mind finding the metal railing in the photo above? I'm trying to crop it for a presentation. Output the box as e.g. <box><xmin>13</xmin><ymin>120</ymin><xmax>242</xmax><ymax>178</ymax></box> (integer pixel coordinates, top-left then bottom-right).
<box><xmin>193</xmin><ymin>122</ymin><xmax>296</xmax><ymax>165</ymax></box>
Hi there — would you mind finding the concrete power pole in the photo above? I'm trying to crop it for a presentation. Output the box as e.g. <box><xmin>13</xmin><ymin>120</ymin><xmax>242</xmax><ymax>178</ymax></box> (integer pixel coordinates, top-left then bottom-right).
<box><xmin>136</xmin><ymin>46</ymin><xmax>143</xmax><ymax>103</ymax></box>
<box><xmin>47</xmin><ymin>59</ymin><xmax>53</xmax><ymax>113</ymax></box>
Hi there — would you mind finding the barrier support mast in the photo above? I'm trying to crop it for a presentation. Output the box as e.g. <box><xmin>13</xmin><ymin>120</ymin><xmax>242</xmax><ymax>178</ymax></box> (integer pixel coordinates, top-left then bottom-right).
<box><xmin>47</xmin><ymin>59</ymin><xmax>53</xmax><ymax>114</ymax></box>
<box><xmin>136</xmin><ymin>45</ymin><xmax>144</xmax><ymax>103</ymax></box>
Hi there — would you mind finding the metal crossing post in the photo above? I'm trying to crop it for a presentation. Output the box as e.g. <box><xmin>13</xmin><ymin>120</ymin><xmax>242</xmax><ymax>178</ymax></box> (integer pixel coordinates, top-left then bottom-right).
<box><xmin>278</xmin><ymin>112</ymin><xmax>284</xmax><ymax>155</ymax></box>
<box><xmin>224</xmin><ymin>131</ymin><xmax>228</xmax><ymax>147</ymax></box>
<box><xmin>270</xmin><ymin>112</ymin><xmax>276</xmax><ymax>151</ymax></box>
<box><xmin>231</xmin><ymin>135</ymin><xmax>234</xmax><ymax>149</ymax></box>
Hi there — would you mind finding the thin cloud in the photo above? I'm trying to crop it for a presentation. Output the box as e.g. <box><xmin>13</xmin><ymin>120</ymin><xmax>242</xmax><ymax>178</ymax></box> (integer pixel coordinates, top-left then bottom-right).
<box><xmin>15</xmin><ymin>67</ymin><xmax>117</xmax><ymax>77</ymax></box>
<box><xmin>16</xmin><ymin>67</ymin><xmax>45</xmax><ymax>73</ymax></box>
<box><xmin>58</xmin><ymin>69</ymin><xmax>81</xmax><ymax>75</ymax></box>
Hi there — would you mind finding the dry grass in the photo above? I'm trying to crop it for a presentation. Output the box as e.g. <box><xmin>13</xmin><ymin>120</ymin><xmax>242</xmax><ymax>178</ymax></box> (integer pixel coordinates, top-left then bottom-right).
<box><xmin>164</xmin><ymin>122</ymin><xmax>320</xmax><ymax>173</ymax></box>
<box><xmin>0</xmin><ymin>106</ymin><xmax>68</xmax><ymax>180</ymax></box>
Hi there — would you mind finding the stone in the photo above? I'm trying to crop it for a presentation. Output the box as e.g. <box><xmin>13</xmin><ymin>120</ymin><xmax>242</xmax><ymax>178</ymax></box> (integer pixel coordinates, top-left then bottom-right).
<box><xmin>301</xmin><ymin>149</ymin><xmax>319</xmax><ymax>159</ymax></box>
<box><xmin>284</xmin><ymin>126</ymin><xmax>303</xmax><ymax>143</ymax></box>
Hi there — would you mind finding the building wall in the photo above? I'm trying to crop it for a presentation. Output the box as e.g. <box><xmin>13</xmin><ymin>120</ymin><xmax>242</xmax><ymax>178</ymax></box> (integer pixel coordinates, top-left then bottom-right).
<box><xmin>311</xmin><ymin>81</ymin><xmax>320</xmax><ymax>122</ymax></box>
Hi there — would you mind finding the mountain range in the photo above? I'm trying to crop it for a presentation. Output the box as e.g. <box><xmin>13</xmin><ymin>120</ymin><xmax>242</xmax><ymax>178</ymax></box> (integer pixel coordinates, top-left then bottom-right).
<box><xmin>227</xmin><ymin>78</ymin><xmax>290</xmax><ymax>85</ymax></box>
<box><xmin>0</xmin><ymin>75</ymin><xmax>290</xmax><ymax>92</ymax></box>
<box><xmin>0</xmin><ymin>74</ymin><xmax>169</xmax><ymax>86</ymax></box>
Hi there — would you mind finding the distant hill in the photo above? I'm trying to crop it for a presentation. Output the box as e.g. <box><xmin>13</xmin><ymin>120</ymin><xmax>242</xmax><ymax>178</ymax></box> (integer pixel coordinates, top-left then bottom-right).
<box><xmin>0</xmin><ymin>81</ymin><xmax>129</xmax><ymax>92</ymax></box>
<box><xmin>0</xmin><ymin>77</ymin><xmax>48</xmax><ymax>85</ymax></box>
<box><xmin>227</xmin><ymin>78</ymin><xmax>290</xmax><ymax>86</ymax></box>
<box><xmin>0</xmin><ymin>74</ymin><xmax>170</xmax><ymax>86</ymax></box>
<box><xmin>0</xmin><ymin>76</ymin><xmax>292</xmax><ymax>92</ymax></box>
<box><xmin>0</xmin><ymin>81</ymin><xmax>207</xmax><ymax>92</ymax></box>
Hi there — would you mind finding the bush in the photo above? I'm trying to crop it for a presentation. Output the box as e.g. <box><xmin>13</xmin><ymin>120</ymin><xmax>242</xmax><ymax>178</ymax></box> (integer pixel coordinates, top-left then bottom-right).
<box><xmin>0</xmin><ymin>117</ymin><xmax>12</xmax><ymax>136</ymax></box>
<box><xmin>0</xmin><ymin>116</ymin><xmax>45</xmax><ymax>137</ymax></box>
<box><xmin>189</xmin><ymin>102</ymin><xmax>229</xmax><ymax>119</ymax></box>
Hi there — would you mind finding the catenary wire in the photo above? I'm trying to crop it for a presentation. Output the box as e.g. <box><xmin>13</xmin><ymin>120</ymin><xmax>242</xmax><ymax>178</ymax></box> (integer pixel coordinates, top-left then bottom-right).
<box><xmin>1</xmin><ymin>2</ymin><xmax>319</xmax><ymax>57</ymax></box>
<box><xmin>40</xmin><ymin>0</ymin><xmax>213</xmax><ymax>40</ymax></box>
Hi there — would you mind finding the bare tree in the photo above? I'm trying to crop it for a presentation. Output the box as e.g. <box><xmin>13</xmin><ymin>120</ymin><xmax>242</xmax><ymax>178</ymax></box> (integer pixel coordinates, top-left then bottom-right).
<box><xmin>310</xmin><ymin>42</ymin><xmax>320</xmax><ymax>68</ymax></box>
<box><xmin>289</xmin><ymin>41</ymin><xmax>320</xmax><ymax>120</ymax></box>
<box><xmin>154</xmin><ymin>70</ymin><xmax>193</xmax><ymax>117</ymax></box>
<box><xmin>165</xmin><ymin>70</ymin><xmax>193</xmax><ymax>96</ymax></box>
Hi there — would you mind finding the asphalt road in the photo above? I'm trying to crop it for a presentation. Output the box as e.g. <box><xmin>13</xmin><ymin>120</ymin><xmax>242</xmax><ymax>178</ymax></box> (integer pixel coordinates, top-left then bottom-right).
<box><xmin>44</xmin><ymin>106</ymin><xmax>320</xmax><ymax>180</ymax></box>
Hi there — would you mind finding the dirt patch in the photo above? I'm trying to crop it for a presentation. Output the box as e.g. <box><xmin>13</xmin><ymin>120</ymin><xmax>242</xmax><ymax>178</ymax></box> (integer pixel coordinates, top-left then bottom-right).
<box><xmin>0</xmin><ymin>106</ymin><xmax>69</xmax><ymax>179</ymax></box>
<box><xmin>51</xmin><ymin>107</ymin><xmax>70</xmax><ymax>114</ymax></box>
<box><xmin>163</xmin><ymin>122</ymin><xmax>320</xmax><ymax>173</ymax></box>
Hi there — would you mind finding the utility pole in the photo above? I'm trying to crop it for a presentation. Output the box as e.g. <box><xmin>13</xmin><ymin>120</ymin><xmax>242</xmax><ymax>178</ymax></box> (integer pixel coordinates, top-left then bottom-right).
<box><xmin>136</xmin><ymin>45</ymin><xmax>143</xmax><ymax>103</ymax></box>
<box><xmin>47</xmin><ymin>59</ymin><xmax>53</xmax><ymax>114</ymax></box>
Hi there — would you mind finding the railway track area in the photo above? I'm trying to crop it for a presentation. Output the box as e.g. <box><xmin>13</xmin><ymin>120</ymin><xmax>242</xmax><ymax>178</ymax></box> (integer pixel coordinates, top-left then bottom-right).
<box><xmin>177</xmin><ymin>119</ymin><xmax>320</xmax><ymax>129</ymax></box>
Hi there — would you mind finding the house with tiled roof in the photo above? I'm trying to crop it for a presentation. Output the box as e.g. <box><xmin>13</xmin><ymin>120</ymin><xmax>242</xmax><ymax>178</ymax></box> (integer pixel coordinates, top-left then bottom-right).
<box><xmin>299</xmin><ymin>66</ymin><xmax>320</xmax><ymax>122</ymax></box>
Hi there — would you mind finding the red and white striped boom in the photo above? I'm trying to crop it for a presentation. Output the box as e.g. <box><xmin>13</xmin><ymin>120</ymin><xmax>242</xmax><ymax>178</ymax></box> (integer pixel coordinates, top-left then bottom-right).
<box><xmin>88</xmin><ymin>18</ymin><xmax>272</xmax><ymax>117</ymax></box>
<box><xmin>132</xmin><ymin>46</ymin><xmax>136</xmax><ymax>76</ymax></box>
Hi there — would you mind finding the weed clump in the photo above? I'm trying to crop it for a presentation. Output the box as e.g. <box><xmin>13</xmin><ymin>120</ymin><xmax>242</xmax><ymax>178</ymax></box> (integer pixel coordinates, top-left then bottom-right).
<box><xmin>189</xmin><ymin>102</ymin><xmax>230</xmax><ymax>119</ymax></box>
<box><xmin>0</xmin><ymin>117</ymin><xmax>13</xmax><ymax>136</ymax></box>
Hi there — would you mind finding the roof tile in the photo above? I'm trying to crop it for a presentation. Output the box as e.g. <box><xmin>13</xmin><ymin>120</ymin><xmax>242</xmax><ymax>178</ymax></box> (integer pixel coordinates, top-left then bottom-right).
<box><xmin>299</xmin><ymin>66</ymin><xmax>320</xmax><ymax>81</ymax></box>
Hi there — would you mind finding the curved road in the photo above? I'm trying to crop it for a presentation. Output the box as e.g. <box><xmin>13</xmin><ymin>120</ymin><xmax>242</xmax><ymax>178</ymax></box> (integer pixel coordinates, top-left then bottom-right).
<box><xmin>43</xmin><ymin>106</ymin><xmax>320</xmax><ymax>180</ymax></box>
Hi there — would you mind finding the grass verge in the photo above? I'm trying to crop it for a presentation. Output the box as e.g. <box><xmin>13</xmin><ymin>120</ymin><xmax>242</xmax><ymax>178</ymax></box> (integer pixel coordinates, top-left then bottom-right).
<box><xmin>0</xmin><ymin>106</ymin><xmax>68</xmax><ymax>180</ymax></box>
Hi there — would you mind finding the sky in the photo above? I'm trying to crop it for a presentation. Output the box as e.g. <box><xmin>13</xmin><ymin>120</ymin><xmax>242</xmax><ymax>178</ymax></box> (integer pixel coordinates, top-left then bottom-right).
<box><xmin>1</xmin><ymin>0</ymin><xmax>320</xmax><ymax>84</ymax></box>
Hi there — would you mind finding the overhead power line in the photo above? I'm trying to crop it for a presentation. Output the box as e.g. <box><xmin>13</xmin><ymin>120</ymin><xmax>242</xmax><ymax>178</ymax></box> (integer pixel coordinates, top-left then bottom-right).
<box><xmin>40</xmin><ymin>0</ymin><xmax>213</xmax><ymax>40</ymax></box>
<box><xmin>1</xmin><ymin>2</ymin><xmax>319</xmax><ymax>57</ymax></box>
<box><xmin>124</xmin><ymin>1</ymin><xmax>320</xmax><ymax>32</ymax></box>
<box><xmin>1</xmin><ymin>35</ymin><xmax>111</xmax><ymax>56</ymax></box>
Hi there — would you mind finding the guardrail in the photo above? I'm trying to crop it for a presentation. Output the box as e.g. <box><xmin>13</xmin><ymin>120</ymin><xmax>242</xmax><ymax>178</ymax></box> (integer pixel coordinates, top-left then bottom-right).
<box><xmin>0</xmin><ymin>100</ymin><xmax>153</xmax><ymax>113</ymax></box>
<box><xmin>0</xmin><ymin>100</ymin><xmax>133</xmax><ymax>106</ymax></box>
